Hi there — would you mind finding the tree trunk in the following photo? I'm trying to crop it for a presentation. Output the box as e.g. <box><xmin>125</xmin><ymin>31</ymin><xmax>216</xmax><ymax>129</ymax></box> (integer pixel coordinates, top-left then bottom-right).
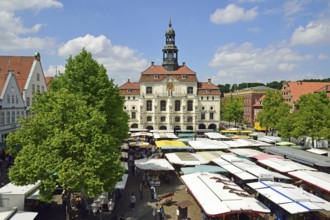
<box><xmin>66</xmin><ymin>191</ymin><xmax>73</xmax><ymax>220</ymax></box>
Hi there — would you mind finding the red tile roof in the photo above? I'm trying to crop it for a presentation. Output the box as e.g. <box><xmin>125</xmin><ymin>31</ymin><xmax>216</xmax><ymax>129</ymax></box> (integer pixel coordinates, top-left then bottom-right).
<box><xmin>197</xmin><ymin>82</ymin><xmax>221</xmax><ymax>95</ymax></box>
<box><xmin>288</xmin><ymin>82</ymin><xmax>330</xmax><ymax>101</ymax></box>
<box><xmin>0</xmin><ymin>56</ymin><xmax>34</xmax><ymax>93</ymax></box>
<box><xmin>0</xmin><ymin>73</ymin><xmax>9</xmax><ymax>96</ymax></box>
<box><xmin>253</xmin><ymin>95</ymin><xmax>265</xmax><ymax>107</ymax></box>
<box><xmin>119</xmin><ymin>81</ymin><xmax>140</xmax><ymax>95</ymax></box>
<box><xmin>142</xmin><ymin>65</ymin><xmax>195</xmax><ymax>75</ymax></box>
<box><xmin>139</xmin><ymin>65</ymin><xmax>197</xmax><ymax>82</ymax></box>
<box><xmin>45</xmin><ymin>76</ymin><xmax>54</xmax><ymax>88</ymax></box>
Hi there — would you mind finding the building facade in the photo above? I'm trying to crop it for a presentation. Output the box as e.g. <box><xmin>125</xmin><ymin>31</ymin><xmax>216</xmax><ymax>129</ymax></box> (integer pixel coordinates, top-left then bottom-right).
<box><xmin>0</xmin><ymin>53</ymin><xmax>48</xmax><ymax>143</ymax></box>
<box><xmin>223</xmin><ymin>86</ymin><xmax>273</xmax><ymax>126</ymax></box>
<box><xmin>119</xmin><ymin>21</ymin><xmax>221</xmax><ymax>131</ymax></box>
<box><xmin>282</xmin><ymin>81</ymin><xmax>330</xmax><ymax>112</ymax></box>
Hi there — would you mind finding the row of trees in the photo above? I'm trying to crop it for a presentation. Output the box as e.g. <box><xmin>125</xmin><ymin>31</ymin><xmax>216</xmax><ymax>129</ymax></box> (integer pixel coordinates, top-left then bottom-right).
<box><xmin>6</xmin><ymin>49</ymin><xmax>129</xmax><ymax>217</ymax></box>
<box><xmin>257</xmin><ymin>90</ymin><xmax>330</xmax><ymax>144</ymax></box>
<box><xmin>218</xmin><ymin>78</ymin><xmax>330</xmax><ymax>96</ymax></box>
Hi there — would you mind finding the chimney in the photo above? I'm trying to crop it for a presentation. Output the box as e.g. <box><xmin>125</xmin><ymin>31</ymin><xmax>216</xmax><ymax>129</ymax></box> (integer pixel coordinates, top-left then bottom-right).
<box><xmin>127</xmin><ymin>79</ymin><xmax>130</xmax><ymax>83</ymax></box>
<box><xmin>182</xmin><ymin>62</ymin><xmax>186</xmax><ymax>66</ymax></box>
<box><xmin>151</xmin><ymin>61</ymin><xmax>154</xmax><ymax>66</ymax></box>
<box><xmin>208</xmin><ymin>78</ymin><xmax>211</xmax><ymax>83</ymax></box>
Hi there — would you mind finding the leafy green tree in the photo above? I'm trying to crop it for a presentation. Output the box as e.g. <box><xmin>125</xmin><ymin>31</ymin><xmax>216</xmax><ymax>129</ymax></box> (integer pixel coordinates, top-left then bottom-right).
<box><xmin>277</xmin><ymin>112</ymin><xmax>296</xmax><ymax>140</ymax></box>
<box><xmin>292</xmin><ymin>92</ymin><xmax>330</xmax><ymax>145</ymax></box>
<box><xmin>51</xmin><ymin>49</ymin><xmax>129</xmax><ymax>147</ymax></box>
<box><xmin>266</xmin><ymin>81</ymin><xmax>283</xmax><ymax>90</ymax></box>
<box><xmin>222</xmin><ymin>96</ymin><xmax>244</xmax><ymax>126</ymax></box>
<box><xmin>7</xmin><ymin>89</ymin><xmax>124</xmax><ymax>201</ymax></box>
<box><xmin>257</xmin><ymin>90</ymin><xmax>290</xmax><ymax>134</ymax></box>
<box><xmin>6</xmin><ymin>49</ymin><xmax>129</xmax><ymax>217</ymax></box>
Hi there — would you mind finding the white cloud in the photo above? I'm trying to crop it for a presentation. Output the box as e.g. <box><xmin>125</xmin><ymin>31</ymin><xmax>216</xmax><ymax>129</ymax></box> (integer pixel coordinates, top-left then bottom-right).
<box><xmin>0</xmin><ymin>0</ymin><xmax>62</xmax><ymax>12</ymax></box>
<box><xmin>291</xmin><ymin>19</ymin><xmax>330</xmax><ymax>45</ymax></box>
<box><xmin>0</xmin><ymin>0</ymin><xmax>61</xmax><ymax>51</ymax></box>
<box><xmin>46</xmin><ymin>65</ymin><xmax>65</xmax><ymax>76</ymax></box>
<box><xmin>283</xmin><ymin>0</ymin><xmax>306</xmax><ymax>17</ymax></box>
<box><xmin>318</xmin><ymin>54</ymin><xmax>328</xmax><ymax>60</ymax></box>
<box><xmin>210</xmin><ymin>4</ymin><xmax>258</xmax><ymax>24</ymax></box>
<box><xmin>57</xmin><ymin>34</ymin><xmax>149</xmax><ymax>85</ymax></box>
<box><xmin>209</xmin><ymin>42</ymin><xmax>313</xmax><ymax>84</ymax></box>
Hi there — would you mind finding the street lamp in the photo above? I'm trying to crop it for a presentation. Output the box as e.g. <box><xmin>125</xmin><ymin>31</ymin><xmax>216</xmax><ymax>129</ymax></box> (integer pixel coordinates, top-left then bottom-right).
<box><xmin>91</xmin><ymin>194</ymin><xmax>106</xmax><ymax>220</ymax></box>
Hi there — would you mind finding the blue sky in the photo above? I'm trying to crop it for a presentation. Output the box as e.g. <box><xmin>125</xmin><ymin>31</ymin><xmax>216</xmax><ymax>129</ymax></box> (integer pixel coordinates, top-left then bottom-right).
<box><xmin>0</xmin><ymin>0</ymin><xmax>329</xmax><ymax>86</ymax></box>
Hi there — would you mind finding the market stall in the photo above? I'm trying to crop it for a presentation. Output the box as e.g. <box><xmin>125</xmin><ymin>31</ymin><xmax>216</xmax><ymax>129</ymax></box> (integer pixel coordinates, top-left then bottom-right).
<box><xmin>181</xmin><ymin>172</ymin><xmax>270</xmax><ymax>218</ymax></box>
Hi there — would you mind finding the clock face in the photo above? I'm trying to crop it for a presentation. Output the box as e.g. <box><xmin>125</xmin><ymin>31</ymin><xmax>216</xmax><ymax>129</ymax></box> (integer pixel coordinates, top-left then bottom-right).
<box><xmin>167</xmin><ymin>83</ymin><xmax>174</xmax><ymax>91</ymax></box>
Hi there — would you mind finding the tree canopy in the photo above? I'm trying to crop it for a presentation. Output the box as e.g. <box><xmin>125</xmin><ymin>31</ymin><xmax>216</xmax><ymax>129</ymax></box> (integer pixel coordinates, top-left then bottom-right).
<box><xmin>6</xmin><ymin>49</ymin><xmax>129</xmax><ymax>201</ymax></box>
<box><xmin>292</xmin><ymin>92</ymin><xmax>330</xmax><ymax>141</ymax></box>
<box><xmin>257</xmin><ymin>90</ymin><xmax>290</xmax><ymax>131</ymax></box>
<box><xmin>221</xmin><ymin>96</ymin><xmax>244</xmax><ymax>126</ymax></box>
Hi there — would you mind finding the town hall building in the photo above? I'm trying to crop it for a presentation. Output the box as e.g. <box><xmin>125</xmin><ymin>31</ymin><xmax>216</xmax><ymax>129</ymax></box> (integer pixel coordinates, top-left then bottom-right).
<box><xmin>119</xmin><ymin>21</ymin><xmax>221</xmax><ymax>131</ymax></box>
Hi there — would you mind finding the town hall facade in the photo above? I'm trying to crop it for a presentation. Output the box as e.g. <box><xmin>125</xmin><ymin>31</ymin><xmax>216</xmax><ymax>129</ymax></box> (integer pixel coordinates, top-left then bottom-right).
<box><xmin>119</xmin><ymin>21</ymin><xmax>221</xmax><ymax>131</ymax></box>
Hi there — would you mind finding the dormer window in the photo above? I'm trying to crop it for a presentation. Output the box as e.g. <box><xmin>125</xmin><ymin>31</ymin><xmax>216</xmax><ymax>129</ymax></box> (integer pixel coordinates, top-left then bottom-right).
<box><xmin>182</xmin><ymin>75</ymin><xmax>187</xmax><ymax>79</ymax></box>
<box><xmin>206</xmin><ymin>89</ymin><xmax>211</xmax><ymax>93</ymax></box>
<box><xmin>154</xmin><ymin>74</ymin><xmax>159</xmax><ymax>79</ymax></box>
<box><xmin>127</xmin><ymin>89</ymin><xmax>132</xmax><ymax>93</ymax></box>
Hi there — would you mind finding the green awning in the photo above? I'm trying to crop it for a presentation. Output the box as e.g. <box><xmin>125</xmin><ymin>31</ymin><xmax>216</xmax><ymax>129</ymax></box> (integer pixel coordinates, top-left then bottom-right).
<box><xmin>177</xmin><ymin>133</ymin><xmax>195</xmax><ymax>138</ymax></box>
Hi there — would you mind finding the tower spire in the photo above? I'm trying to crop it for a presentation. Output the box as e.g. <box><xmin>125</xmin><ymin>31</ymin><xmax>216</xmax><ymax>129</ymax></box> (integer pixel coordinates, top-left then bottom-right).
<box><xmin>162</xmin><ymin>19</ymin><xmax>178</xmax><ymax>71</ymax></box>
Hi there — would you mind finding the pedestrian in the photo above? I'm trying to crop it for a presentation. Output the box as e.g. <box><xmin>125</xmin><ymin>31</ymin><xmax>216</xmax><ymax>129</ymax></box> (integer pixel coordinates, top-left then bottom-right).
<box><xmin>139</xmin><ymin>182</ymin><xmax>144</xmax><ymax>200</ymax></box>
<box><xmin>159</xmin><ymin>205</ymin><xmax>165</xmax><ymax>220</ymax></box>
<box><xmin>119</xmin><ymin>214</ymin><xmax>125</xmax><ymax>220</ymax></box>
<box><xmin>129</xmin><ymin>193</ymin><xmax>136</xmax><ymax>211</ymax></box>
<box><xmin>152</xmin><ymin>203</ymin><xmax>158</xmax><ymax>220</ymax></box>
<box><xmin>150</xmin><ymin>186</ymin><xmax>156</xmax><ymax>201</ymax></box>
<box><xmin>142</xmin><ymin>172</ymin><xmax>147</xmax><ymax>186</ymax></box>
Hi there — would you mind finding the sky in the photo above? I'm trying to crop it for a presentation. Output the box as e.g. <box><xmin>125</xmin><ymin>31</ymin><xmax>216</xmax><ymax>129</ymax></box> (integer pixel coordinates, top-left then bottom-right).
<box><xmin>0</xmin><ymin>0</ymin><xmax>329</xmax><ymax>86</ymax></box>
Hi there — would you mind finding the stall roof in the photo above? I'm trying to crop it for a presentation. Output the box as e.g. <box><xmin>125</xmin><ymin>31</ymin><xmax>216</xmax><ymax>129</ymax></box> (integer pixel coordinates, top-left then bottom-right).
<box><xmin>229</xmin><ymin>148</ymin><xmax>265</xmax><ymax>158</ymax></box>
<box><xmin>264</xmin><ymin>146</ymin><xmax>330</xmax><ymax>168</ymax></box>
<box><xmin>306</xmin><ymin>148</ymin><xmax>329</xmax><ymax>155</ymax></box>
<box><xmin>257</xmin><ymin>136</ymin><xmax>281</xmax><ymax>144</ymax></box>
<box><xmin>177</xmin><ymin>133</ymin><xmax>195</xmax><ymax>138</ymax></box>
<box><xmin>181</xmin><ymin>172</ymin><xmax>270</xmax><ymax>216</ymax></box>
<box><xmin>213</xmin><ymin>156</ymin><xmax>291</xmax><ymax>181</ymax></box>
<box><xmin>0</xmin><ymin>182</ymin><xmax>41</xmax><ymax>196</ymax></box>
<box><xmin>135</xmin><ymin>158</ymin><xmax>174</xmax><ymax>171</ymax></box>
<box><xmin>153</xmin><ymin>133</ymin><xmax>178</xmax><ymax>139</ymax></box>
<box><xmin>236</xmin><ymin>139</ymin><xmax>272</xmax><ymax>147</ymax></box>
<box><xmin>195</xmin><ymin>151</ymin><xmax>228</xmax><ymax>162</ymax></box>
<box><xmin>212</xmin><ymin>158</ymin><xmax>258</xmax><ymax>181</ymax></box>
<box><xmin>204</xmin><ymin>132</ymin><xmax>230</xmax><ymax>140</ymax></box>
<box><xmin>181</xmin><ymin>165</ymin><xmax>227</xmax><ymax>175</ymax></box>
<box><xmin>155</xmin><ymin>140</ymin><xmax>186</xmax><ymax>148</ymax></box>
<box><xmin>165</xmin><ymin>152</ymin><xmax>209</xmax><ymax>166</ymax></box>
<box><xmin>10</xmin><ymin>211</ymin><xmax>39</xmax><ymax>220</ymax></box>
<box><xmin>131</xmin><ymin>132</ymin><xmax>153</xmax><ymax>137</ymax></box>
<box><xmin>258</xmin><ymin>158</ymin><xmax>316</xmax><ymax>173</ymax></box>
<box><xmin>288</xmin><ymin>170</ymin><xmax>330</xmax><ymax>193</ymax></box>
<box><xmin>248</xmin><ymin>181</ymin><xmax>330</xmax><ymax>214</ymax></box>
<box><xmin>188</xmin><ymin>140</ymin><xmax>229</xmax><ymax>150</ymax></box>
<box><xmin>115</xmin><ymin>174</ymin><xmax>128</xmax><ymax>189</ymax></box>
<box><xmin>276</xmin><ymin>141</ymin><xmax>296</xmax><ymax>146</ymax></box>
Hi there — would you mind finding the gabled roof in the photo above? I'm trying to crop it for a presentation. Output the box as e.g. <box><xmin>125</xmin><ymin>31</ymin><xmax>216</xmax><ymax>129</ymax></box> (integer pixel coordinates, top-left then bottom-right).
<box><xmin>45</xmin><ymin>76</ymin><xmax>54</xmax><ymax>88</ymax></box>
<box><xmin>119</xmin><ymin>81</ymin><xmax>140</xmax><ymax>95</ymax></box>
<box><xmin>253</xmin><ymin>95</ymin><xmax>265</xmax><ymax>107</ymax></box>
<box><xmin>197</xmin><ymin>82</ymin><xmax>221</xmax><ymax>95</ymax></box>
<box><xmin>139</xmin><ymin>64</ymin><xmax>197</xmax><ymax>82</ymax></box>
<box><xmin>0</xmin><ymin>56</ymin><xmax>35</xmax><ymax>93</ymax></box>
<box><xmin>0</xmin><ymin>73</ymin><xmax>9</xmax><ymax>97</ymax></box>
<box><xmin>287</xmin><ymin>82</ymin><xmax>330</xmax><ymax>101</ymax></box>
